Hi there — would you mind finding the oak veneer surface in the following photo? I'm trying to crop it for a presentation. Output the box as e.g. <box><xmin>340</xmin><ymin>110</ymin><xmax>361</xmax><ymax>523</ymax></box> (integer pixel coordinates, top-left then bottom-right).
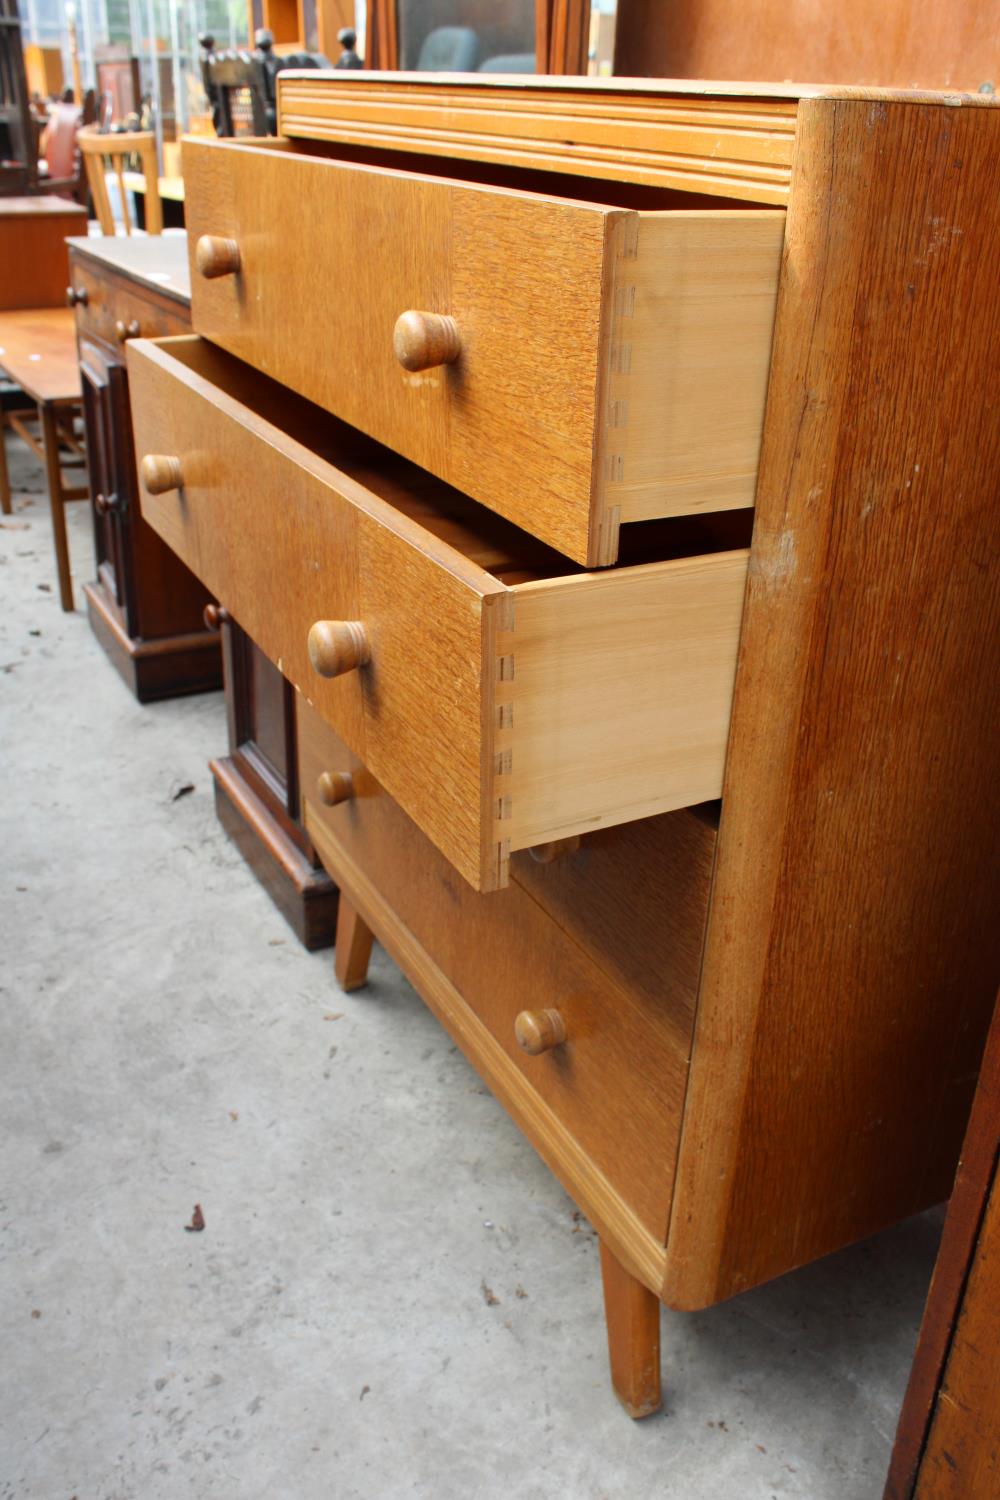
<box><xmin>665</xmin><ymin>97</ymin><xmax>1000</xmax><ymax>1309</ymax></box>
<box><xmin>298</xmin><ymin>700</ymin><xmax>717</xmax><ymax>1254</ymax></box>
<box><xmin>183</xmin><ymin>135</ymin><xmax>783</xmax><ymax>564</ymax></box>
<box><xmin>127</xmin><ymin>334</ymin><xmax>748</xmax><ymax>890</ymax></box>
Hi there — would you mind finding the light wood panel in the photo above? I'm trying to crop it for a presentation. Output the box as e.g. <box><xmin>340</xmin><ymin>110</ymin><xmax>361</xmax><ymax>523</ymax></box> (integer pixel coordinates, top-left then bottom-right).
<box><xmin>277</xmin><ymin>75</ymin><xmax>801</xmax><ymax>204</ymax></box>
<box><xmin>299</xmin><ymin>702</ymin><xmax>716</xmax><ymax>1247</ymax></box>
<box><xmin>606</xmin><ymin>212</ymin><xmax>783</xmax><ymax>526</ymax></box>
<box><xmin>500</xmin><ymin>552</ymin><xmax>748</xmax><ymax>851</ymax></box>
<box><xmin>665</xmin><ymin>97</ymin><xmax>1000</xmax><ymax>1310</ymax></box>
<box><xmin>183</xmin><ymin>136</ymin><xmax>781</xmax><ymax>563</ymax></box>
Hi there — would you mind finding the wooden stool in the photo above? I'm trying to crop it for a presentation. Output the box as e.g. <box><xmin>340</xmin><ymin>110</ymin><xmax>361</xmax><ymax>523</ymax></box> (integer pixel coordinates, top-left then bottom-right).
<box><xmin>0</xmin><ymin>308</ymin><xmax>88</xmax><ymax>610</ymax></box>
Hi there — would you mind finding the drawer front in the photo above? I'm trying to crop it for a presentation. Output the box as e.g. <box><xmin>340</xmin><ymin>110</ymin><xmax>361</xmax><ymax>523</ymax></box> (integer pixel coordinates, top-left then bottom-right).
<box><xmin>127</xmin><ymin>334</ymin><xmax>502</xmax><ymax>891</ymax></box>
<box><xmin>299</xmin><ymin>702</ymin><xmax>715</xmax><ymax>1245</ymax></box>
<box><xmin>69</xmin><ymin>257</ymin><xmax>189</xmax><ymax>351</ymax></box>
<box><xmin>183</xmin><ymin>136</ymin><xmax>783</xmax><ymax>566</ymax></box>
<box><xmin>127</xmin><ymin>335</ymin><xmax>748</xmax><ymax>892</ymax></box>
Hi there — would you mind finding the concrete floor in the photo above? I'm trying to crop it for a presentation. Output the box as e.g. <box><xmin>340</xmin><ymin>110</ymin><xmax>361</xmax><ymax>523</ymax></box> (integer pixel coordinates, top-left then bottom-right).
<box><xmin>1</xmin><ymin>435</ymin><xmax>943</xmax><ymax>1499</ymax></box>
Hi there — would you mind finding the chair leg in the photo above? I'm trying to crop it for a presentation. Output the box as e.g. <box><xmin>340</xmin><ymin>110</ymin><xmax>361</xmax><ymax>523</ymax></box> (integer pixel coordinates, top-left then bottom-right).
<box><xmin>599</xmin><ymin>1239</ymin><xmax>662</xmax><ymax>1419</ymax></box>
<box><xmin>0</xmin><ymin>410</ymin><xmax>11</xmax><ymax>515</ymax></box>
<box><xmin>39</xmin><ymin>402</ymin><xmax>74</xmax><ymax>611</ymax></box>
<box><xmin>334</xmin><ymin>895</ymin><xmax>374</xmax><ymax>992</ymax></box>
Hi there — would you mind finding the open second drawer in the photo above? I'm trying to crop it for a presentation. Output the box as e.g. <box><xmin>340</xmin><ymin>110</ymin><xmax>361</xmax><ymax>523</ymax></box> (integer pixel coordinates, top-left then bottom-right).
<box><xmin>127</xmin><ymin>335</ymin><xmax>748</xmax><ymax>891</ymax></box>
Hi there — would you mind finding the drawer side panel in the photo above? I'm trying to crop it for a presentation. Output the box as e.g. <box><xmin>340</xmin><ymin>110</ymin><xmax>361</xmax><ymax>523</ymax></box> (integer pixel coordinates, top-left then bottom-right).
<box><xmin>500</xmin><ymin>550</ymin><xmax>749</xmax><ymax>850</ymax></box>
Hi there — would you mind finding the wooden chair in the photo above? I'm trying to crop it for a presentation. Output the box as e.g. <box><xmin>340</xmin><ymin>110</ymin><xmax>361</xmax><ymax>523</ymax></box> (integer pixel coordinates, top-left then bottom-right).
<box><xmin>199</xmin><ymin>30</ymin><xmax>330</xmax><ymax>139</ymax></box>
<box><xmin>0</xmin><ymin>0</ymin><xmax>35</xmax><ymax>194</ymax></box>
<box><xmin>78</xmin><ymin>125</ymin><xmax>162</xmax><ymax>235</ymax></box>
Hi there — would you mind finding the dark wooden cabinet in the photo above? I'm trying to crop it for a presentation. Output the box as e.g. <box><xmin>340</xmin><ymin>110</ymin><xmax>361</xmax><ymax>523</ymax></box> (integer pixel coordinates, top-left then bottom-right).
<box><xmin>69</xmin><ymin>237</ymin><xmax>221</xmax><ymax>701</ymax></box>
<box><xmin>210</xmin><ymin>615</ymin><xmax>338</xmax><ymax>950</ymax></box>
<box><xmin>885</xmin><ymin>998</ymin><xmax>1000</xmax><ymax>1499</ymax></box>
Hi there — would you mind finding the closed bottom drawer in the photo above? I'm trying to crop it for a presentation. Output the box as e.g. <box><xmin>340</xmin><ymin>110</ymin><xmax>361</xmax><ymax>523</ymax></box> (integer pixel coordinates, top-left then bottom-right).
<box><xmin>298</xmin><ymin>700</ymin><xmax>718</xmax><ymax>1252</ymax></box>
<box><xmin>128</xmin><ymin>335</ymin><xmax>749</xmax><ymax>892</ymax></box>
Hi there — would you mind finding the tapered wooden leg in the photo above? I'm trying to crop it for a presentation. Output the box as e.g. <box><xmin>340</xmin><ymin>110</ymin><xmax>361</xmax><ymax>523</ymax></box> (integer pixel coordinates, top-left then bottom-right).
<box><xmin>334</xmin><ymin>895</ymin><xmax>374</xmax><ymax>992</ymax></box>
<box><xmin>0</xmin><ymin>410</ymin><xmax>12</xmax><ymax>514</ymax></box>
<box><xmin>40</xmin><ymin>402</ymin><xmax>74</xmax><ymax>611</ymax></box>
<box><xmin>599</xmin><ymin>1239</ymin><xmax>662</xmax><ymax>1419</ymax></box>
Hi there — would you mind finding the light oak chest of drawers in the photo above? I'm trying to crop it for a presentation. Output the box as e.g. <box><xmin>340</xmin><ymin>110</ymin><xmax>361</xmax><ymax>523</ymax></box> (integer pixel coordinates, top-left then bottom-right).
<box><xmin>127</xmin><ymin>74</ymin><xmax>1000</xmax><ymax>1418</ymax></box>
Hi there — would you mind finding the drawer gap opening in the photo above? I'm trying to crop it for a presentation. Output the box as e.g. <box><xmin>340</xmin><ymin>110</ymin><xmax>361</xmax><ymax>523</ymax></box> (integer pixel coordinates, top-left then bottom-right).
<box><xmin>159</xmin><ymin>336</ymin><xmax>753</xmax><ymax>586</ymax></box>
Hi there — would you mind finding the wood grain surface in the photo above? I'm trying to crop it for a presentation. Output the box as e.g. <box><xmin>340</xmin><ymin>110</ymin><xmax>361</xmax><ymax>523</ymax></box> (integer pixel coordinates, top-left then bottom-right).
<box><xmin>0</xmin><ymin>197</ymin><xmax>87</xmax><ymax>311</ymax></box>
<box><xmin>614</xmin><ymin>0</ymin><xmax>1000</xmax><ymax>94</ymax></box>
<box><xmin>183</xmin><ymin>137</ymin><xmax>781</xmax><ymax>564</ymax></box>
<box><xmin>665</xmin><ymin>98</ymin><xmax>1000</xmax><ymax>1309</ymax></box>
<box><xmin>277</xmin><ymin>76</ymin><xmax>800</xmax><ymax>204</ymax></box>
<box><xmin>127</xmin><ymin>336</ymin><xmax>747</xmax><ymax>888</ymax></box>
<box><xmin>501</xmin><ymin>551</ymin><xmax>748</xmax><ymax>851</ymax></box>
<box><xmin>299</xmin><ymin>700</ymin><xmax>717</xmax><ymax>1249</ymax></box>
<box><xmin>0</xmin><ymin>309</ymin><xmax>81</xmax><ymax>403</ymax></box>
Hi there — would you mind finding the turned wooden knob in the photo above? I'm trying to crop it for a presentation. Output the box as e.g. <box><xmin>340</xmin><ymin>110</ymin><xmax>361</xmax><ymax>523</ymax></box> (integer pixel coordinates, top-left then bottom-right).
<box><xmin>66</xmin><ymin>285</ymin><xmax>88</xmax><ymax>307</ymax></box>
<box><xmin>196</xmin><ymin>234</ymin><xmax>242</xmax><ymax>279</ymax></box>
<box><xmin>307</xmin><ymin>620</ymin><xmax>370</xmax><ymax>678</ymax></box>
<box><xmin>393</xmin><ymin>311</ymin><xmax>461</xmax><ymax>372</ymax></box>
<box><xmin>202</xmin><ymin>603</ymin><xmax>229</xmax><ymax>631</ymax></box>
<box><xmin>115</xmin><ymin>318</ymin><xmax>141</xmax><ymax>343</ymax></box>
<box><xmin>94</xmin><ymin>491</ymin><xmax>123</xmax><ymax>517</ymax></box>
<box><xmin>140</xmin><ymin>454</ymin><xmax>183</xmax><ymax>494</ymax></box>
<box><xmin>317</xmin><ymin>770</ymin><xmax>354</xmax><ymax>807</ymax></box>
<box><xmin>514</xmin><ymin>1009</ymin><xmax>567</xmax><ymax>1056</ymax></box>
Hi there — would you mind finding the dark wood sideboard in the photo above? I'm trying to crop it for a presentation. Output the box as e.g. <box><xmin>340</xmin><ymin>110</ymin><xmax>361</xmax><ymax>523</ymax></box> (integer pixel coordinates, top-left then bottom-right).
<box><xmin>67</xmin><ymin>235</ymin><xmax>221</xmax><ymax>700</ymax></box>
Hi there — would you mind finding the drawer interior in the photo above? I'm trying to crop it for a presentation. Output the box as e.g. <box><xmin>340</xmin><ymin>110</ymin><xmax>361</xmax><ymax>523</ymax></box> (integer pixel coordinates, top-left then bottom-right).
<box><xmin>153</xmin><ymin>336</ymin><xmax>753</xmax><ymax>587</ymax></box>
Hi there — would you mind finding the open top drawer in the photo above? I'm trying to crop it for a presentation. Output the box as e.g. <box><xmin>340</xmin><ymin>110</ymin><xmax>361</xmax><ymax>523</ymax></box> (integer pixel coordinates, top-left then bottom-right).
<box><xmin>127</xmin><ymin>334</ymin><xmax>749</xmax><ymax>891</ymax></box>
<box><xmin>182</xmin><ymin>134</ymin><xmax>783</xmax><ymax>566</ymax></box>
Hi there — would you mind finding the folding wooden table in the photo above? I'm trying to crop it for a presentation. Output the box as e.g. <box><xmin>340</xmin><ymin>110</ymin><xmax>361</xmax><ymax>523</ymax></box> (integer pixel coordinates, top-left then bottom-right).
<box><xmin>0</xmin><ymin>307</ymin><xmax>88</xmax><ymax>610</ymax></box>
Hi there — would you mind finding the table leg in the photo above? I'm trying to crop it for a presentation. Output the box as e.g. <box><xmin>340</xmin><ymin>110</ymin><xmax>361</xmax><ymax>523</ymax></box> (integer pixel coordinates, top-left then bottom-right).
<box><xmin>40</xmin><ymin>401</ymin><xmax>74</xmax><ymax>611</ymax></box>
<box><xmin>0</xmin><ymin>409</ymin><xmax>11</xmax><ymax>514</ymax></box>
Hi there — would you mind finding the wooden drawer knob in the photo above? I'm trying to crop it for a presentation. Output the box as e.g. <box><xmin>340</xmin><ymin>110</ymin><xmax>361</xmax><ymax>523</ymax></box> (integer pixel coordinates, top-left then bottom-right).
<box><xmin>317</xmin><ymin>770</ymin><xmax>354</xmax><ymax>807</ymax></box>
<box><xmin>308</xmin><ymin>620</ymin><xmax>370</xmax><ymax>678</ymax></box>
<box><xmin>202</xmin><ymin>603</ymin><xmax>229</xmax><ymax>631</ymax></box>
<box><xmin>515</xmin><ymin>1009</ymin><xmax>567</xmax><ymax>1056</ymax></box>
<box><xmin>140</xmin><ymin>454</ymin><xmax>183</xmax><ymax>495</ymax></box>
<box><xmin>393</xmin><ymin>311</ymin><xmax>461</xmax><ymax>372</ymax></box>
<box><xmin>115</xmin><ymin>318</ymin><xmax>141</xmax><ymax>343</ymax></box>
<box><xmin>196</xmin><ymin>234</ymin><xmax>242</xmax><ymax>279</ymax></box>
<box><xmin>65</xmin><ymin>284</ymin><xmax>88</xmax><ymax>308</ymax></box>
